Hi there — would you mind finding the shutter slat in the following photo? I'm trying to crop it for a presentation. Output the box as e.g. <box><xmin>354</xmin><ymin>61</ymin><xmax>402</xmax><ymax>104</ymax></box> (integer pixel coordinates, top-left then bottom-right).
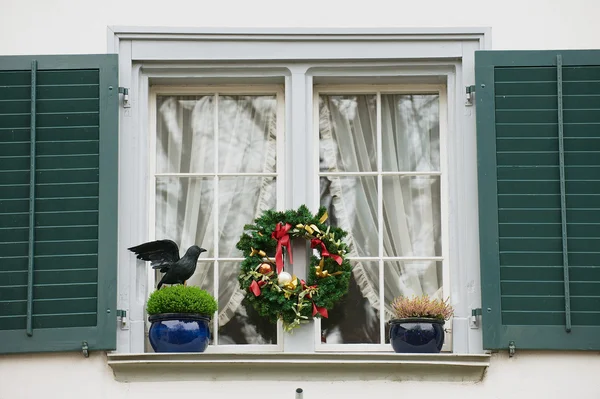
<box><xmin>37</xmin><ymin>140</ymin><xmax>99</xmax><ymax>156</ymax></box>
<box><xmin>37</xmin><ymin>112</ymin><xmax>99</xmax><ymax>128</ymax></box>
<box><xmin>0</xmin><ymin>283</ymin><xmax>98</xmax><ymax>302</ymax></box>
<box><xmin>501</xmin><ymin>266</ymin><xmax>600</xmax><ymax>281</ymax></box>
<box><xmin>1</xmin><ymin>268</ymin><xmax>98</xmax><ymax>286</ymax></box>
<box><xmin>36</xmin><ymin>85</ymin><xmax>99</xmax><ymax>100</ymax></box>
<box><xmin>36</xmin><ymin>70</ymin><xmax>99</xmax><ymax>85</ymax></box>
<box><xmin>0</xmin><ymin>254</ymin><xmax>99</xmax><ymax>273</ymax></box>
<box><xmin>502</xmin><ymin>312</ymin><xmax>600</xmax><ymax>326</ymax></box>
<box><xmin>36</xmin><ymin>211</ymin><xmax>98</xmax><ymax>226</ymax></box>
<box><xmin>0</xmin><ymin>297</ymin><xmax>98</xmax><ymax>317</ymax></box>
<box><xmin>37</xmin><ymin>154</ymin><xmax>98</xmax><ymax>169</ymax></box>
<box><xmin>3</xmin><ymin>313</ymin><xmax>98</xmax><ymax>330</ymax></box>
<box><xmin>0</xmin><ymin>114</ymin><xmax>30</xmax><ymax>128</ymax></box>
<box><xmin>500</xmin><ymin>281</ymin><xmax>600</xmax><ymax>296</ymax></box>
<box><xmin>502</xmin><ymin>296</ymin><xmax>600</xmax><ymax>311</ymax></box>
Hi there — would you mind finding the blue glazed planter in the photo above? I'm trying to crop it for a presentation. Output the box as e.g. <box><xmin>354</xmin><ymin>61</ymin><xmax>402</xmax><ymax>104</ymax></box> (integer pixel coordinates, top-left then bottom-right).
<box><xmin>389</xmin><ymin>318</ymin><xmax>445</xmax><ymax>353</ymax></box>
<box><xmin>148</xmin><ymin>313</ymin><xmax>211</xmax><ymax>353</ymax></box>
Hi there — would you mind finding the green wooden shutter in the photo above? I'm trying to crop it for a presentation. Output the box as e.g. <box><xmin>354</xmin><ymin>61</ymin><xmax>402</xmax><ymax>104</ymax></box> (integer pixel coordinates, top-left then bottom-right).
<box><xmin>0</xmin><ymin>55</ymin><xmax>118</xmax><ymax>354</ymax></box>
<box><xmin>476</xmin><ymin>50</ymin><xmax>600</xmax><ymax>351</ymax></box>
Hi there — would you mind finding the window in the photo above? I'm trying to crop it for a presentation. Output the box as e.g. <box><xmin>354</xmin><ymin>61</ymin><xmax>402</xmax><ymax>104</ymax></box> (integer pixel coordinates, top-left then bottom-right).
<box><xmin>146</xmin><ymin>83</ymin><xmax>450</xmax><ymax>352</ymax></box>
<box><xmin>111</xmin><ymin>28</ymin><xmax>488</xmax><ymax>355</ymax></box>
<box><xmin>315</xmin><ymin>86</ymin><xmax>449</xmax><ymax>350</ymax></box>
<box><xmin>150</xmin><ymin>87</ymin><xmax>284</xmax><ymax>350</ymax></box>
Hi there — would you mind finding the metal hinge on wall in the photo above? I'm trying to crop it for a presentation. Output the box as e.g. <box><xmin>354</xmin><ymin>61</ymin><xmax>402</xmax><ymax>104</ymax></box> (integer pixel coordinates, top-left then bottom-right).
<box><xmin>118</xmin><ymin>87</ymin><xmax>130</xmax><ymax>108</ymax></box>
<box><xmin>81</xmin><ymin>341</ymin><xmax>89</xmax><ymax>358</ymax></box>
<box><xmin>117</xmin><ymin>309</ymin><xmax>129</xmax><ymax>330</ymax></box>
<box><xmin>508</xmin><ymin>341</ymin><xmax>516</xmax><ymax>357</ymax></box>
<box><xmin>470</xmin><ymin>307</ymin><xmax>482</xmax><ymax>329</ymax></box>
<box><xmin>466</xmin><ymin>85</ymin><xmax>476</xmax><ymax>106</ymax></box>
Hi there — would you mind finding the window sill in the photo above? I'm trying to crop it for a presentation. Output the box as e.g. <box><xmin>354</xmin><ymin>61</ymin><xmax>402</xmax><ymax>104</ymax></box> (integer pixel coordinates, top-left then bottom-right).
<box><xmin>107</xmin><ymin>352</ymin><xmax>490</xmax><ymax>383</ymax></box>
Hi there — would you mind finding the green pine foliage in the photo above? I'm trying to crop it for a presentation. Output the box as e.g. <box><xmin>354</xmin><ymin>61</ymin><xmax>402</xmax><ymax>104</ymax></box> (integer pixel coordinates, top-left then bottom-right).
<box><xmin>146</xmin><ymin>285</ymin><xmax>218</xmax><ymax>316</ymax></box>
<box><xmin>236</xmin><ymin>205</ymin><xmax>352</xmax><ymax>330</ymax></box>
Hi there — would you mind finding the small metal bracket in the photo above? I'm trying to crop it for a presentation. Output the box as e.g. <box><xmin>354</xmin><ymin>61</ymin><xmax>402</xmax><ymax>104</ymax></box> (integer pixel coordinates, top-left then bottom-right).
<box><xmin>118</xmin><ymin>87</ymin><xmax>130</xmax><ymax>108</ymax></box>
<box><xmin>82</xmin><ymin>341</ymin><xmax>89</xmax><ymax>358</ymax></box>
<box><xmin>470</xmin><ymin>307</ymin><xmax>482</xmax><ymax>329</ymax></box>
<box><xmin>117</xmin><ymin>309</ymin><xmax>129</xmax><ymax>330</ymax></box>
<box><xmin>508</xmin><ymin>341</ymin><xmax>516</xmax><ymax>357</ymax></box>
<box><xmin>466</xmin><ymin>85</ymin><xmax>476</xmax><ymax>106</ymax></box>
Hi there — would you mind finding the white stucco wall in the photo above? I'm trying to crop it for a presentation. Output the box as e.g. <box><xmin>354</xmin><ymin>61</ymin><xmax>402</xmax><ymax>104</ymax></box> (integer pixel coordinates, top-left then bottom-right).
<box><xmin>0</xmin><ymin>0</ymin><xmax>599</xmax><ymax>55</ymax></box>
<box><xmin>1</xmin><ymin>351</ymin><xmax>600</xmax><ymax>398</ymax></box>
<box><xmin>1</xmin><ymin>0</ymin><xmax>600</xmax><ymax>397</ymax></box>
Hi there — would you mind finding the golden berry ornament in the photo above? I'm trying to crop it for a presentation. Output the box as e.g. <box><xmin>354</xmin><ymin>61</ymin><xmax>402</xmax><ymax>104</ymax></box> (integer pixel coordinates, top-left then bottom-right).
<box><xmin>258</xmin><ymin>263</ymin><xmax>272</xmax><ymax>274</ymax></box>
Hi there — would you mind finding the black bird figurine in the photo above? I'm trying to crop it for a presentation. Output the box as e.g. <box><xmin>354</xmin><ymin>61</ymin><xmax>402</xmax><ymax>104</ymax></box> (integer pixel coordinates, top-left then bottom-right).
<box><xmin>128</xmin><ymin>239</ymin><xmax>207</xmax><ymax>289</ymax></box>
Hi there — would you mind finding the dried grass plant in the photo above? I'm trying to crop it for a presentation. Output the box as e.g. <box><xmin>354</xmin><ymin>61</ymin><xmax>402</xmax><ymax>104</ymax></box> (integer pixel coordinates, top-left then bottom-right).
<box><xmin>390</xmin><ymin>295</ymin><xmax>454</xmax><ymax>321</ymax></box>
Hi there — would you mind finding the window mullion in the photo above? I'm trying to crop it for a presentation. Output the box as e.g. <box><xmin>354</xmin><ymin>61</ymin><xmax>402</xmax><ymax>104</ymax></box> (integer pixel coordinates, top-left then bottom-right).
<box><xmin>376</xmin><ymin>91</ymin><xmax>386</xmax><ymax>344</ymax></box>
<box><xmin>213</xmin><ymin>93</ymin><xmax>220</xmax><ymax>345</ymax></box>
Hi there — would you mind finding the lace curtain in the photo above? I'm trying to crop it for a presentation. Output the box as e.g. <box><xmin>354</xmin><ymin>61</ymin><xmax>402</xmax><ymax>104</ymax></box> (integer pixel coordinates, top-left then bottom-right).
<box><xmin>154</xmin><ymin>92</ymin><xmax>441</xmax><ymax>345</ymax></box>
<box><xmin>318</xmin><ymin>94</ymin><xmax>442</xmax><ymax>343</ymax></box>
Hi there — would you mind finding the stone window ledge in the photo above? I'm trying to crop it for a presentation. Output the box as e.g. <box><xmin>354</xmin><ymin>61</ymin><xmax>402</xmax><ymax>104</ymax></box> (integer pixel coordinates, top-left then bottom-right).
<box><xmin>107</xmin><ymin>352</ymin><xmax>490</xmax><ymax>383</ymax></box>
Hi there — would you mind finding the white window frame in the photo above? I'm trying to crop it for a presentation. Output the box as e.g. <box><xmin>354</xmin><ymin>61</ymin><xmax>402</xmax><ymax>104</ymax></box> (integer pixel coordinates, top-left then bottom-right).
<box><xmin>109</xmin><ymin>27</ymin><xmax>490</xmax><ymax>355</ymax></box>
<box><xmin>313</xmin><ymin>84</ymin><xmax>451</xmax><ymax>352</ymax></box>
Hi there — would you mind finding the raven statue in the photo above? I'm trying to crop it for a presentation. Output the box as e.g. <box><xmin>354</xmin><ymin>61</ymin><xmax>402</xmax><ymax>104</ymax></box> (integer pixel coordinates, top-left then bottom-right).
<box><xmin>128</xmin><ymin>239</ymin><xmax>206</xmax><ymax>289</ymax></box>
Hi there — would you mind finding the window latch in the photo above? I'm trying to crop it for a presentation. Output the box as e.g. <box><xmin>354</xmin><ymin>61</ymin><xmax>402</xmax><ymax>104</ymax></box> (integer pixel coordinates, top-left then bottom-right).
<box><xmin>118</xmin><ymin>87</ymin><xmax>130</xmax><ymax>108</ymax></box>
<box><xmin>117</xmin><ymin>309</ymin><xmax>129</xmax><ymax>330</ymax></box>
<box><xmin>470</xmin><ymin>307</ymin><xmax>482</xmax><ymax>329</ymax></box>
<box><xmin>466</xmin><ymin>85</ymin><xmax>476</xmax><ymax>106</ymax></box>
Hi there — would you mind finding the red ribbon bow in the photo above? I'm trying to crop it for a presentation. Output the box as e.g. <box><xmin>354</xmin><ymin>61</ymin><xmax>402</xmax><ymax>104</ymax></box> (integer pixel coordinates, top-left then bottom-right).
<box><xmin>249</xmin><ymin>280</ymin><xmax>267</xmax><ymax>297</ymax></box>
<box><xmin>272</xmin><ymin>223</ymin><xmax>293</xmax><ymax>273</ymax></box>
<box><xmin>310</xmin><ymin>238</ymin><xmax>343</xmax><ymax>265</ymax></box>
<box><xmin>312</xmin><ymin>303</ymin><xmax>328</xmax><ymax>318</ymax></box>
<box><xmin>300</xmin><ymin>279</ymin><xmax>328</xmax><ymax>318</ymax></box>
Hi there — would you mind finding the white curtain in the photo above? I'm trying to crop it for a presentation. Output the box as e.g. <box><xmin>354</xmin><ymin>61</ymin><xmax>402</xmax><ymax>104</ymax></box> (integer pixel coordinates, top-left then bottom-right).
<box><xmin>155</xmin><ymin>95</ymin><xmax>277</xmax><ymax>344</ymax></box>
<box><xmin>319</xmin><ymin>94</ymin><xmax>442</xmax><ymax>343</ymax></box>
<box><xmin>154</xmin><ymin>93</ymin><xmax>441</xmax><ymax>345</ymax></box>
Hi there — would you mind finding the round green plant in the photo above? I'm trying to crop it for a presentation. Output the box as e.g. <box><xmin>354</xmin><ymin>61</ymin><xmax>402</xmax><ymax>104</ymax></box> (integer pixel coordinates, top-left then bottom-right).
<box><xmin>146</xmin><ymin>285</ymin><xmax>218</xmax><ymax>316</ymax></box>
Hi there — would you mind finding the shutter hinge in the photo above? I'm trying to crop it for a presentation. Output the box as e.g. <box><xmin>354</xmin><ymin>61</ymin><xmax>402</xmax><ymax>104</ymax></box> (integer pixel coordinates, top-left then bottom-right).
<box><xmin>470</xmin><ymin>307</ymin><xmax>482</xmax><ymax>329</ymax></box>
<box><xmin>117</xmin><ymin>309</ymin><xmax>129</xmax><ymax>330</ymax></box>
<box><xmin>118</xmin><ymin>87</ymin><xmax>130</xmax><ymax>108</ymax></box>
<box><xmin>508</xmin><ymin>341</ymin><xmax>516</xmax><ymax>357</ymax></box>
<box><xmin>81</xmin><ymin>341</ymin><xmax>89</xmax><ymax>358</ymax></box>
<box><xmin>466</xmin><ymin>85</ymin><xmax>476</xmax><ymax>106</ymax></box>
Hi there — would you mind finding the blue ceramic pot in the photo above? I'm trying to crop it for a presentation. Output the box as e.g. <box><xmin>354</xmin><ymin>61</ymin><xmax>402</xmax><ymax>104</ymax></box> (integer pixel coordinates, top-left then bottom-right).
<box><xmin>389</xmin><ymin>318</ymin><xmax>445</xmax><ymax>353</ymax></box>
<box><xmin>148</xmin><ymin>313</ymin><xmax>211</xmax><ymax>353</ymax></box>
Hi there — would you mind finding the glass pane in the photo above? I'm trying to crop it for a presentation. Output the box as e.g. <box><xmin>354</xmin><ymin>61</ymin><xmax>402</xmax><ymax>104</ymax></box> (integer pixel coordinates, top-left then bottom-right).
<box><xmin>321</xmin><ymin>261</ymin><xmax>380</xmax><ymax>344</ymax></box>
<box><xmin>382</xmin><ymin>176</ymin><xmax>441</xmax><ymax>257</ymax></box>
<box><xmin>320</xmin><ymin>176</ymin><xmax>378</xmax><ymax>256</ymax></box>
<box><xmin>155</xmin><ymin>177</ymin><xmax>214</xmax><ymax>256</ymax></box>
<box><xmin>383</xmin><ymin>261</ymin><xmax>443</xmax><ymax>343</ymax></box>
<box><xmin>218</xmin><ymin>95</ymin><xmax>277</xmax><ymax>173</ymax></box>
<box><xmin>381</xmin><ymin>94</ymin><xmax>440</xmax><ymax>172</ymax></box>
<box><xmin>217</xmin><ymin>268</ymin><xmax>278</xmax><ymax>345</ymax></box>
<box><xmin>319</xmin><ymin>95</ymin><xmax>377</xmax><ymax>173</ymax></box>
<box><xmin>156</xmin><ymin>95</ymin><xmax>215</xmax><ymax>174</ymax></box>
<box><xmin>218</xmin><ymin>176</ymin><xmax>276</xmax><ymax>257</ymax></box>
<box><xmin>191</xmin><ymin>262</ymin><xmax>215</xmax><ymax>296</ymax></box>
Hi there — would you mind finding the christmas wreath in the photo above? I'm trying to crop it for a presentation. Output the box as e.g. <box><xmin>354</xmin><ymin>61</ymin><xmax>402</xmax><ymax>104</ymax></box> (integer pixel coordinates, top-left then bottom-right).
<box><xmin>236</xmin><ymin>205</ymin><xmax>352</xmax><ymax>331</ymax></box>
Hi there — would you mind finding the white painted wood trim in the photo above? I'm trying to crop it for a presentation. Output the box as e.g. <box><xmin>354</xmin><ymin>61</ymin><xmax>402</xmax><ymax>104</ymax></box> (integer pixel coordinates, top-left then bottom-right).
<box><xmin>107</xmin><ymin>352</ymin><xmax>491</xmax><ymax>383</ymax></box>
